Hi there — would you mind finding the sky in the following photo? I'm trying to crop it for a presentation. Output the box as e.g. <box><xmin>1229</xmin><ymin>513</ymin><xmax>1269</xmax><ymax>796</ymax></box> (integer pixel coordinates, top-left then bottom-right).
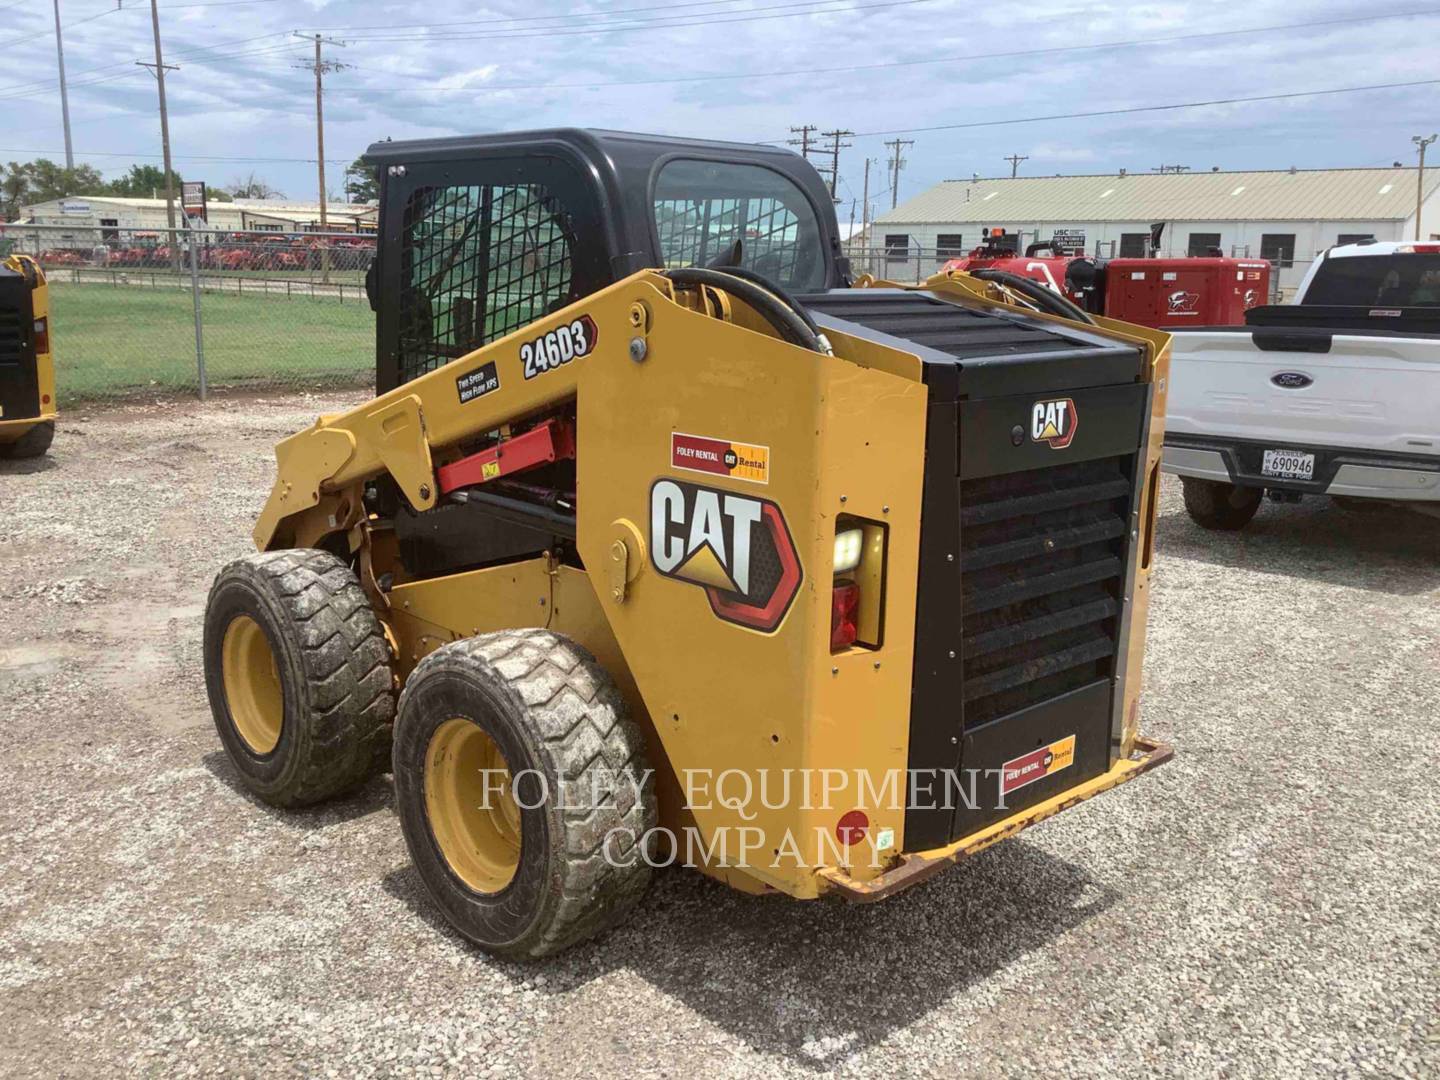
<box><xmin>2</xmin><ymin>0</ymin><xmax>1438</xmax><ymax>216</ymax></box>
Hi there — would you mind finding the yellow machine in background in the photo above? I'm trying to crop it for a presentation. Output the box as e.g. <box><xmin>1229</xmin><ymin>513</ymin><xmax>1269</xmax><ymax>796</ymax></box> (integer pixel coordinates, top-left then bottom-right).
<box><xmin>0</xmin><ymin>254</ymin><xmax>57</xmax><ymax>459</ymax></box>
<box><xmin>203</xmin><ymin>130</ymin><xmax>1172</xmax><ymax>958</ymax></box>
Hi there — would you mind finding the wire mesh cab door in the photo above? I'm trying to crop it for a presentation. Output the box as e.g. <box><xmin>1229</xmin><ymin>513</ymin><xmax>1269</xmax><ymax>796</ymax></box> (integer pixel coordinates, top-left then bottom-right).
<box><xmin>374</xmin><ymin>155</ymin><xmax>614</xmax><ymax>393</ymax></box>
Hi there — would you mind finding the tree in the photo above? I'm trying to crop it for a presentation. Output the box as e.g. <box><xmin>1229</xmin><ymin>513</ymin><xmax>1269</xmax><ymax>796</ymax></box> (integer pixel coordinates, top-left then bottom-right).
<box><xmin>103</xmin><ymin>163</ymin><xmax>182</xmax><ymax>199</ymax></box>
<box><xmin>227</xmin><ymin>173</ymin><xmax>284</xmax><ymax>199</ymax></box>
<box><xmin>0</xmin><ymin>159</ymin><xmax>105</xmax><ymax>218</ymax></box>
<box><xmin>206</xmin><ymin>186</ymin><xmax>233</xmax><ymax>203</ymax></box>
<box><xmin>343</xmin><ymin>156</ymin><xmax>378</xmax><ymax>204</ymax></box>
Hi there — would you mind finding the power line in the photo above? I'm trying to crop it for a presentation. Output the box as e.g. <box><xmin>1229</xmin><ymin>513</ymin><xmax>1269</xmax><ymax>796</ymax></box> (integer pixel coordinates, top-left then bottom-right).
<box><xmin>303</xmin><ymin>0</ymin><xmax>769</xmax><ymax>32</ymax></box>
<box><xmin>314</xmin><ymin>0</ymin><xmax>943</xmax><ymax>42</ymax></box>
<box><xmin>842</xmin><ymin>78</ymin><xmax>1440</xmax><ymax>140</ymax></box>
<box><xmin>0</xmin><ymin>0</ymin><xmax>131</xmax><ymax>48</ymax></box>
<box><xmin>0</xmin><ymin>146</ymin><xmax>349</xmax><ymax>163</ymax></box>
<box><xmin>0</xmin><ymin>39</ymin><xmax>305</xmax><ymax>100</ymax></box>
<box><xmin>321</xmin><ymin>8</ymin><xmax>1440</xmax><ymax>96</ymax></box>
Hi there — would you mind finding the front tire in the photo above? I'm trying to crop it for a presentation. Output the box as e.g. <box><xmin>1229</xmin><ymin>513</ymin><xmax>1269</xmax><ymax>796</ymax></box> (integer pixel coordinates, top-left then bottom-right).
<box><xmin>1180</xmin><ymin>476</ymin><xmax>1263</xmax><ymax>531</ymax></box>
<box><xmin>203</xmin><ymin>549</ymin><xmax>395</xmax><ymax>807</ymax></box>
<box><xmin>393</xmin><ymin>630</ymin><xmax>655</xmax><ymax>959</ymax></box>
<box><xmin>0</xmin><ymin>420</ymin><xmax>55</xmax><ymax>459</ymax></box>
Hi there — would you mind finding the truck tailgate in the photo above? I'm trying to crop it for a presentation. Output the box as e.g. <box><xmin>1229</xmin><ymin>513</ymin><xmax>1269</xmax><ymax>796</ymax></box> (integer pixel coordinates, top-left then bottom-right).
<box><xmin>1165</xmin><ymin>327</ymin><xmax>1440</xmax><ymax>456</ymax></box>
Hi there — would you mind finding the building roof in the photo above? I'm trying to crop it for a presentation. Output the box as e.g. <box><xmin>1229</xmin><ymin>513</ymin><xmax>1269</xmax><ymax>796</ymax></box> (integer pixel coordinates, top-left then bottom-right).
<box><xmin>877</xmin><ymin>167</ymin><xmax>1440</xmax><ymax>226</ymax></box>
<box><xmin>20</xmin><ymin>195</ymin><xmax>374</xmax><ymax>218</ymax></box>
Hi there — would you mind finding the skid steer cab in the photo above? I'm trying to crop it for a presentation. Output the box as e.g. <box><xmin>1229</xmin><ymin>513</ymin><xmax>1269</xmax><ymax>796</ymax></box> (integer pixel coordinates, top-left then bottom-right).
<box><xmin>0</xmin><ymin>254</ymin><xmax>57</xmax><ymax>460</ymax></box>
<box><xmin>204</xmin><ymin>129</ymin><xmax>1174</xmax><ymax>959</ymax></box>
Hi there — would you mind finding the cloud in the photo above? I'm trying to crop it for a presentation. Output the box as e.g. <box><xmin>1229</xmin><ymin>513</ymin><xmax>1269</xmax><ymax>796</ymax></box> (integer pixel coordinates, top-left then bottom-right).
<box><xmin>2</xmin><ymin>0</ymin><xmax>1434</xmax><ymax>202</ymax></box>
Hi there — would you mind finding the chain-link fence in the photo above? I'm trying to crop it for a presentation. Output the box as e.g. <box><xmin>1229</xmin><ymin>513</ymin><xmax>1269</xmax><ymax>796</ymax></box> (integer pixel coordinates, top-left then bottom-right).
<box><xmin>2</xmin><ymin>223</ymin><xmax>376</xmax><ymax>404</ymax></box>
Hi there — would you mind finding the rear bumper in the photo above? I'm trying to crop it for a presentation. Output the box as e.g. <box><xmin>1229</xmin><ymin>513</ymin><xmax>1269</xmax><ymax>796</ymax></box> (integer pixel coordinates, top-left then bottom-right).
<box><xmin>1163</xmin><ymin>435</ymin><xmax>1440</xmax><ymax>501</ymax></box>
<box><xmin>0</xmin><ymin>413</ymin><xmax>55</xmax><ymax>441</ymax></box>
<box><xmin>819</xmin><ymin>735</ymin><xmax>1173</xmax><ymax>902</ymax></box>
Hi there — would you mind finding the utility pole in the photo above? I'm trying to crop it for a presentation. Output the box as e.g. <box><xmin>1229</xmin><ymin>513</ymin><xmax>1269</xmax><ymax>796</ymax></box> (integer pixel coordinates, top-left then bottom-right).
<box><xmin>820</xmin><ymin>128</ymin><xmax>852</xmax><ymax>201</ymax></box>
<box><xmin>139</xmin><ymin>0</ymin><xmax>180</xmax><ymax>270</ymax></box>
<box><xmin>1415</xmin><ymin>134</ymin><xmax>1437</xmax><ymax>240</ymax></box>
<box><xmin>1003</xmin><ymin>153</ymin><xmax>1028</xmax><ymax>178</ymax></box>
<box><xmin>885</xmin><ymin>138</ymin><xmax>913</xmax><ymax>209</ymax></box>
<box><xmin>51</xmin><ymin>0</ymin><xmax>74</xmax><ymax>169</ymax></box>
<box><xmin>295</xmin><ymin>32</ymin><xmax>347</xmax><ymax>283</ymax></box>
<box><xmin>1152</xmin><ymin>164</ymin><xmax>1191</xmax><ymax>174</ymax></box>
<box><xmin>788</xmin><ymin>125</ymin><xmax>818</xmax><ymax>160</ymax></box>
<box><xmin>860</xmin><ymin>157</ymin><xmax>871</xmax><ymax>237</ymax></box>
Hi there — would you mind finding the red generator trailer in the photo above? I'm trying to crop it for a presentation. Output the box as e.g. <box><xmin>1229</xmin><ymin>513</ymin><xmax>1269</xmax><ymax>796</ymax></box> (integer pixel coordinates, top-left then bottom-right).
<box><xmin>943</xmin><ymin>234</ymin><xmax>1271</xmax><ymax>328</ymax></box>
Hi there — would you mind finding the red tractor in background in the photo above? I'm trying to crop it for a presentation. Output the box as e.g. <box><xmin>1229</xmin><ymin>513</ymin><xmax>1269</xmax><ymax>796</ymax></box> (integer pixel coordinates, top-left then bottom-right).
<box><xmin>943</xmin><ymin>229</ymin><xmax>1271</xmax><ymax>328</ymax></box>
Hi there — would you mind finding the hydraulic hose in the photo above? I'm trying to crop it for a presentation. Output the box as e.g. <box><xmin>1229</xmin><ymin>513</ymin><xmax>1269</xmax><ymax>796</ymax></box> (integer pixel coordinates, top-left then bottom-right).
<box><xmin>970</xmin><ymin>268</ymin><xmax>1097</xmax><ymax>326</ymax></box>
<box><xmin>662</xmin><ymin>266</ymin><xmax>828</xmax><ymax>354</ymax></box>
<box><xmin>697</xmin><ymin>265</ymin><xmax>825</xmax><ymax>338</ymax></box>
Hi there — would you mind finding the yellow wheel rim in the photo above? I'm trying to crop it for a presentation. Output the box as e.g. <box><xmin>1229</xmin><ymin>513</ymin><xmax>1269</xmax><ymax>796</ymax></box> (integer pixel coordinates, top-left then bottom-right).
<box><xmin>221</xmin><ymin>615</ymin><xmax>284</xmax><ymax>755</ymax></box>
<box><xmin>425</xmin><ymin>718</ymin><xmax>522</xmax><ymax>894</ymax></box>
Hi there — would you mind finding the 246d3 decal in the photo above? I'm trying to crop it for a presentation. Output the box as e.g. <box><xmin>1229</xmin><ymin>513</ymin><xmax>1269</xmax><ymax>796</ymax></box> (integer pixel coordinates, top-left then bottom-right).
<box><xmin>650</xmin><ymin>479</ymin><xmax>802</xmax><ymax>632</ymax></box>
<box><xmin>521</xmin><ymin>315</ymin><xmax>597</xmax><ymax>380</ymax></box>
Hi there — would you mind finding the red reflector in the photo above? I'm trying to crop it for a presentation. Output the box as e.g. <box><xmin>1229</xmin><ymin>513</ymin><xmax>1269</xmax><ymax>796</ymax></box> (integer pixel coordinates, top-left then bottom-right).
<box><xmin>830</xmin><ymin>580</ymin><xmax>859</xmax><ymax>651</ymax></box>
<box><xmin>836</xmin><ymin>809</ymin><xmax>869</xmax><ymax>846</ymax></box>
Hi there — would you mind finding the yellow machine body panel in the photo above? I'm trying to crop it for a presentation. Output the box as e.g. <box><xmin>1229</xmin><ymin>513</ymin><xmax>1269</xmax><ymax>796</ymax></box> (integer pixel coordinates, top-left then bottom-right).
<box><xmin>252</xmin><ymin>268</ymin><xmax>1172</xmax><ymax>900</ymax></box>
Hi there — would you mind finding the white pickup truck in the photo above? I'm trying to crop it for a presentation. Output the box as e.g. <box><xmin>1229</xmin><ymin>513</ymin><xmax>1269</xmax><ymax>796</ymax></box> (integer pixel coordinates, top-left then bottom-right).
<box><xmin>1162</xmin><ymin>240</ymin><xmax>1440</xmax><ymax>528</ymax></box>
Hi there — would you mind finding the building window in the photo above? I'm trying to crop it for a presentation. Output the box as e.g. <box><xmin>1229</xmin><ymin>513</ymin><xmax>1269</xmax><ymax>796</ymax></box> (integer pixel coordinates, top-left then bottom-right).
<box><xmin>99</xmin><ymin>217</ymin><xmax>119</xmax><ymax>242</ymax></box>
<box><xmin>884</xmin><ymin>233</ymin><xmax>910</xmax><ymax>263</ymax></box>
<box><xmin>1260</xmin><ymin>233</ymin><xmax>1296</xmax><ymax>268</ymax></box>
<box><xmin>1187</xmin><ymin>232</ymin><xmax>1222</xmax><ymax>257</ymax></box>
<box><xmin>1337</xmin><ymin>233</ymin><xmax>1375</xmax><ymax>246</ymax></box>
<box><xmin>1119</xmin><ymin>232</ymin><xmax>1149</xmax><ymax>257</ymax></box>
<box><xmin>935</xmin><ymin>233</ymin><xmax>965</xmax><ymax>259</ymax></box>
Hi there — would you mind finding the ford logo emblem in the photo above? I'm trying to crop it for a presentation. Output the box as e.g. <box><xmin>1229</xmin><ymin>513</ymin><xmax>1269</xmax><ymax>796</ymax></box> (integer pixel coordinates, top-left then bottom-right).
<box><xmin>1271</xmin><ymin>372</ymin><xmax>1313</xmax><ymax>389</ymax></box>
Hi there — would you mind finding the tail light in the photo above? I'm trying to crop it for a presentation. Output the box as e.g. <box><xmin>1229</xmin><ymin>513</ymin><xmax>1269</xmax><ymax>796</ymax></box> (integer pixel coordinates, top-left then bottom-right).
<box><xmin>830</xmin><ymin>580</ymin><xmax>859</xmax><ymax>650</ymax></box>
<box><xmin>33</xmin><ymin>317</ymin><xmax>49</xmax><ymax>355</ymax></box>
<box><xmin>830</xmin><ymin>521</ymin><xmax>886</xmax><ymax>653</ymax></box>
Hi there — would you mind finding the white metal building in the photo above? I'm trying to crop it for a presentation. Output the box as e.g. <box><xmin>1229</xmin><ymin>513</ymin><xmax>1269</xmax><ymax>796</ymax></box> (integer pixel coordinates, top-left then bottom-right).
<box><xmin>16</xmin><ymin>195</ymin><xmax>376</xmax><ymax>237</ymax></box>
<box><xmin>873</xmin><ymin>167</ymin><xmax>1440</xmax><ymax>293</ymax></box>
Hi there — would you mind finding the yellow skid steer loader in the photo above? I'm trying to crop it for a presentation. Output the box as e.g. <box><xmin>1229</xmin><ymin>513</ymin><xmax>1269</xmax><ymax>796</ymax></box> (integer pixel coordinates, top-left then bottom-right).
<box><xmin>0</xmin><ymin>254</ymin><xmax>57</xmax><ymax>459</ymax></box>
<box><xmin>204</xmin><ymin>130</ymin><xmax>1172</xmax><ymax>958</ymax></box>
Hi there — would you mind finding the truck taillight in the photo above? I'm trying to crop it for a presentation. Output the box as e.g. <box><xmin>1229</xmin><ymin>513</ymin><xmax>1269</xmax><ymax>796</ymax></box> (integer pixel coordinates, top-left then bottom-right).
<box><xmin>830</xmin><ymin>580</ymin><xmax>860</xmax><ymax>651</ymax></box>
<box><xmin>33</xmin><ymin>317</ymin><xmax>49</xmax><ymax>355</ymax></box>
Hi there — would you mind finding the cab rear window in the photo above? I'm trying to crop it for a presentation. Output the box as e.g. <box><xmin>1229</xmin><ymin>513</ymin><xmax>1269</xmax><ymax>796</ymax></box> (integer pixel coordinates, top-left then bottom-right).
<box><xmin>1304</xmin><ymin>253</ymin><xmax>1440</xmax><ymax>307</ymax></box>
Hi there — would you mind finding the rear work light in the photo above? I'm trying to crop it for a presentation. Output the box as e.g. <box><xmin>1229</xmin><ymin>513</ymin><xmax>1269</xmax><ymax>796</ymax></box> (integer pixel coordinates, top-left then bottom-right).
<box><xmin>830</xmin><ymin>519</ymin><xmax>887</xmax><ymax>653</ymax></box>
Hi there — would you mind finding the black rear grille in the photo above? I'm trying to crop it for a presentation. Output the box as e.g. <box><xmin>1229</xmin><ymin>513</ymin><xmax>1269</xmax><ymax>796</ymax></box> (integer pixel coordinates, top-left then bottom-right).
<box><xmin>960</xmin><ymin>456</ymin><xmax>1131</xmax><ymax>726</ymax></box>
<box><xmin>0</xmin><ymin>308</ymin><xmax>22</xmax><ymax>365</ymax></box>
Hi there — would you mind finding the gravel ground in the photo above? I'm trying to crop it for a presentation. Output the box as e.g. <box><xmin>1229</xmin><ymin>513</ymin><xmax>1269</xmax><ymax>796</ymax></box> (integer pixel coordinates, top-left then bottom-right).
<box><xmin>1</xmin><ymin>393</ymin><xmax>1437</xmax><ymax>1078</ymax></box>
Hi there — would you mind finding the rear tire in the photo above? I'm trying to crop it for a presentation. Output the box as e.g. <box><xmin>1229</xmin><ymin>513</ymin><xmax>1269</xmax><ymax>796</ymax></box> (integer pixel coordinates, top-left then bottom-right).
<box><xmin>204</xmin><ymin>549</ymin><xmax>395</xmax><ymax>807</ymax></box>
<box><xmin>0</xmin><ymin>420</ymin><xmax>54</xmax><ymax>459</ymax></box>
<box><xmin>393</xmin><ymin>630</ymin><xmax>655</xmax><ymax>959</ymax></box>
<box><xmin>1180</xmin><ymin>476</ymin><xmax>1263</xmax><ymax>531</ymax></box>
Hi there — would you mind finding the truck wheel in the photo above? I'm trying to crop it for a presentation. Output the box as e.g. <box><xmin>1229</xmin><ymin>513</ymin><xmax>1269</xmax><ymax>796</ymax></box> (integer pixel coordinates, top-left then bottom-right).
<box><xmin>1180</xmin><ymin>477</ymin><xmax>1263</xmax><ymax>531</ymax></box>
<box><xmin>0</xmin><ymin>420</ymin><xmax>55</xmax><ymax>459</ymax></box>
<box><xmin>204</xmin><ymin>549</ymin><xmax>395</xmax><ymax>807</ymax></box>
<box><xmin>393</xmin><ymin>630</ymin><xmax>655</xmax><ymax>959</ymax></box>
